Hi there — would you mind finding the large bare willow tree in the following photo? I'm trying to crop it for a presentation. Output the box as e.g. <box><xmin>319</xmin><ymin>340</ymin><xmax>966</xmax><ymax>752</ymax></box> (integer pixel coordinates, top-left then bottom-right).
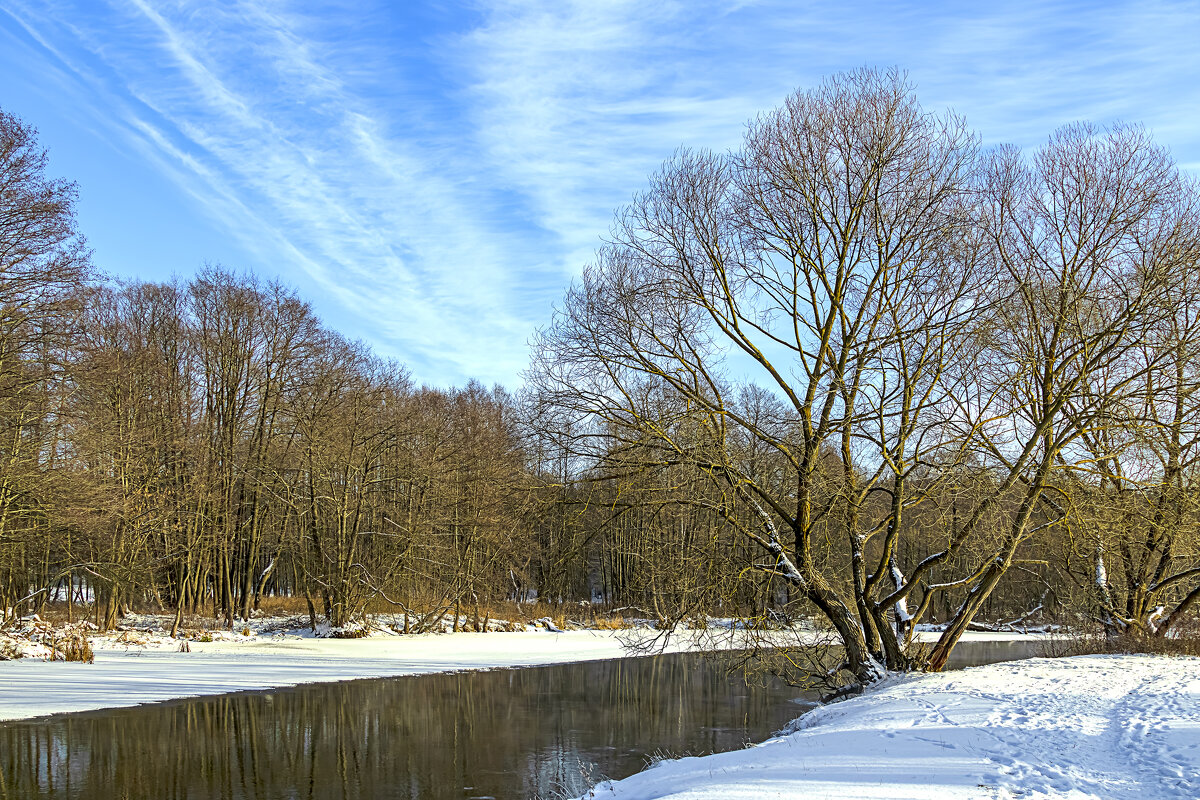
<box><xmin>533</xmin><ymin>68</ymin><xmax>1198</xmax><ymax>686</ymax></box>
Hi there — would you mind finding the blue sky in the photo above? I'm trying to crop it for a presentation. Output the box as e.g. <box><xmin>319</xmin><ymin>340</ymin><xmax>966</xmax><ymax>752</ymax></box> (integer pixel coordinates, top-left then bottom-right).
<box><xmin>2</xmin><ymin>1</ymin><xmax>1198</xmax><ymax>387</ymax></box>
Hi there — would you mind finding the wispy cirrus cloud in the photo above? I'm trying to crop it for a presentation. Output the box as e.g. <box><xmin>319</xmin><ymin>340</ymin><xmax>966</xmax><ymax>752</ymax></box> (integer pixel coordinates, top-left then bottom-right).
<box><xmin>3</xmin><ymin>0</ymin><xmax>543</xmax><ymax>384</ymax></box>
<box><xmin>1</xmin><ymin>0</ymin><xmax>1197</xmax><ymax>386</ymax></box>
<box><xmin>451</xmin><ymin>0</ymin><xmax>1200</xmax><ymax>282</ymax></box>
<box><xmin>451</xmin><ymin>1</ymin><xmax>773</xmax><ymax>272</ymax></box>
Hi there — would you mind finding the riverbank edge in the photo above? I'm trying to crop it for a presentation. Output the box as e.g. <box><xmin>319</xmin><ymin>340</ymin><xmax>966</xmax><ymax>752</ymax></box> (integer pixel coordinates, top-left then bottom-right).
<box><xmin>0</xmin><ymin>628</ymin><xmax>1042</xmax><ymax>722</ymax></box>
<box><xmin>580</xmin><ymin>653</ymin><xmax>1200</xmax><ymax>800</ymax></box>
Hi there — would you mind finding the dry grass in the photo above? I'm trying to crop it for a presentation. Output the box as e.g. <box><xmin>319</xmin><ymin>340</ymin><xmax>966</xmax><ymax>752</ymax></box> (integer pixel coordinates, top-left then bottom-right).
<box><xmin>1039</xmin><ymin>627</ymin><xmax>1200</xmax><ymax>659</ymax></box>
<box><xmin>16</xmin><ymin>602</ymin><xmax>83</xmax><ymax>625</ymax></box>
<box><xmin>0</xmin><ymin>618</ymin><xmax>95</xmax><ymax>663</ymax></box>
<box><xmin>112</xmin><ymin>630</ymin><xmax>151</xmax><ymax>646</ymax></box>
<box><xmin>174</xmin><ymin>615</ymin><xmax>222</xmax><ymax>632</ymax></box>
<box><xmin>327</xmin><ymin>626</ymin><xmax>371</xmax><ymax>639</ymax></box>
<box><xmin>254</xmin><ymin>596</ymin><xmax>313</xmax><ymax>617</ymax></box>
<box><xmin>15</xmin><ymin>595</ymin><xmax>648</xmax><ymax>636</ymax></box>
<box><xmin>48</xmin><ymin>627</ymin><xmax>94</xmax><ymax>663</ymax></box>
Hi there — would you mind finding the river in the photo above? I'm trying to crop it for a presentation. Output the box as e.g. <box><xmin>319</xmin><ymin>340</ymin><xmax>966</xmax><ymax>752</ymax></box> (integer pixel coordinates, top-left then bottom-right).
<box><xmin>0</xmin><ymin>639</ymin><xmax>1042</xmax><ymax>799</ymax></box>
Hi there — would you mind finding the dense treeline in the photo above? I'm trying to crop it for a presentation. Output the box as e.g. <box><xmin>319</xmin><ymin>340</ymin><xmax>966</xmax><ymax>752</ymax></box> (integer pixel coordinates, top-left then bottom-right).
<box><xmin>0</xmin><ymin>125</ymin><xmax>741</xmax><ymax>635</ymax></box>
<box><xmin>8</xmin><ymin>263</ymin><xmax>534</xmax><ymax>631</ymax></box>
<box><xmin>0</xmin><ymin>108</ymin><xmax>767</xmax><ymax>633</ymax></box>
<box><xmin>3</xmin><ymin>67</ymin><xmax>1200</xmax><ymax>683</ymax></box>
<box><xmin>0</xmin><ymin>228</ymin><xmax>769</xmax><ymax>635</ymax></box>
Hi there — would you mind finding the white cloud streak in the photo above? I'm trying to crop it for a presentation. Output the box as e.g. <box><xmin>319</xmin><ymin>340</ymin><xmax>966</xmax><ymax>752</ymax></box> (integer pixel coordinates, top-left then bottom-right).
<box><xmin>6</xmin><ymin>0</ymin><xmax>543</xmax><ymax>384</ymax></box>
<box><xmin>3</xmin><ymin>0</ymin><xmax>1198</xmax><ymax>386</ymax></box>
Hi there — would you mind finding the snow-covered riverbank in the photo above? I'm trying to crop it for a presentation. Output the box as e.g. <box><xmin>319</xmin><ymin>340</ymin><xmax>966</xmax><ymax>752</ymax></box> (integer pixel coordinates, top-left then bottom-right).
<box><xmin>0</xmin><ymin>629</ymin><xmax>672</xmax><ymax>720</ymax></box>
<box><xmin>583</xmin><ymin>654</ymin><xmax>1200</xmax><ymax>800</ymax></box>
<box><xmin>0</xmin><ymin>623</ymin><xmax>1044</xmax><ymax>722</ymax></box>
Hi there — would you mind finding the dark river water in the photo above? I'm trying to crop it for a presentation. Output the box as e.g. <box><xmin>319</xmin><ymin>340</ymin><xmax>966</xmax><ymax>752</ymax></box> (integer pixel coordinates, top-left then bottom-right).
<box><xmin>0</xmin><ymin>640</ymin><xmax>1040</xmax><ymax>800</ymax></box>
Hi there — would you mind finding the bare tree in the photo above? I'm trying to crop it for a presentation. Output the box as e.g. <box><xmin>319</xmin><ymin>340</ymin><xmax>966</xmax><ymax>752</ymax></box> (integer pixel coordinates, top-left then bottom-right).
<box><xmin>925</xmin><ymin>124</ymin><xmax>1196</xmax><ymax>668</ymax></box>
<box><xmin>533</xmin><ymin>70</ymin><xmax>1200</xmax><ymax>684</ymax></box>
<box><xmin>533</xmin><ymin>69</ymin><xmax>985</xmax><ymax>685</ymax></box>
<box><xmin>1061</xmin><ymin>206</ymin><xmax>1200</xmax><ymax>636</ymax></box>
<box><xmin>0</xmin><ymin>109</ymin><xmax>90</xmax><ymax>620</ymax></box>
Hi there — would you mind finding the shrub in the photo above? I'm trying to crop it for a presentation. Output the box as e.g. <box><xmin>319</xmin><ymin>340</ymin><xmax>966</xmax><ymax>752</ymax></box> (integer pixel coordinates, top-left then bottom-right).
<box><xmin>49</xmin><ymin>629</ymin><xmax>94</xmax><ymax>663</ymax></box>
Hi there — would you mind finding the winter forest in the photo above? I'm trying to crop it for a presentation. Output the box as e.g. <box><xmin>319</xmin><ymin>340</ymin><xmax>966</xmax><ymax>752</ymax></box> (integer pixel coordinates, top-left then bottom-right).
<box><xmin>3</xmin><ymin>69</ymin><xmax>1200</xmax><ymax>686</ymax></box>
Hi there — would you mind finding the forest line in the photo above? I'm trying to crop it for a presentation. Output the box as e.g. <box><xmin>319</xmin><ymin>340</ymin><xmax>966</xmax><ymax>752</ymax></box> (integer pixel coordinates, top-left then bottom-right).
<box><xmin>2</xmin><ymin>69</ymin><xmax>1200</xmax><ymax>683</ymax></box>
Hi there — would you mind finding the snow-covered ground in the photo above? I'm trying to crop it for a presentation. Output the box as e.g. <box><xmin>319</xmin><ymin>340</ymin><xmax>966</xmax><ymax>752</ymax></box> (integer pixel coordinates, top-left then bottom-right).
<box><xmin>0</xmin><ymin>615</ymin><xmax>1046</xmax><ymax>723</ymax></box>
<box><xmin>4</xmin><ymin>617</ymin><xmax>1187</xmax><ymax>798</ymax></box>
<box><xmin>583</xmin><ymin>654</ymin><xmax>1200</xmax><ymax>800</ymax></box>
<box><xmin>0</xmin><ymin>628</ymin><xmax>684</xmax><ymax>721</ymax></box>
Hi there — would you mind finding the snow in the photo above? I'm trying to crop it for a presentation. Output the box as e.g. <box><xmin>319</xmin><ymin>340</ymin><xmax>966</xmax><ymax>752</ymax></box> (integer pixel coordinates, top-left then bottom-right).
<box><xmin>0</xmin><ymin>629</ymin><xmax>681</xmax><ymax>721</ymax></box>
<box><xmin>582</xmin><ymin>655</ymin><xmax>1200</xmax><ymax>800</ymax></box>
<box><xmin>0</xmin><ymin>621</ymin><xmax>1047</xmax><ymax>722</ymax></box>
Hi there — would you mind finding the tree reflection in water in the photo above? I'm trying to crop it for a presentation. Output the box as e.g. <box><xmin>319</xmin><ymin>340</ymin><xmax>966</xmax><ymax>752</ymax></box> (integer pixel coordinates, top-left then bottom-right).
<box><xmin>0</xmin><ymin>653</ymin><xmax>804</xmax><ymax>800</ymax></box>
